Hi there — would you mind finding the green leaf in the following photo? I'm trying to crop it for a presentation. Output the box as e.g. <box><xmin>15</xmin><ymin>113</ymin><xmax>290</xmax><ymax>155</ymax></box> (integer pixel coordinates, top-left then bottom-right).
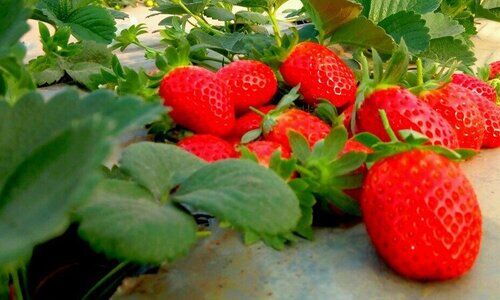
<box><xmin>321</xmin><ymin>187</ymin><xmax>361</xmax><ymax>216</ymax></box>
<box><xmin>419</xmin><ymin>36</ymin><xmax>476</xmax><ymax>66</ymax></box>
<box><xmin>173</xmin><ymin>160</ymin><xmax>301</xmax><ymax>236</ymax></box>
<box><xmin>482</xmin><ymin>0</ymin><xmax>500</xmax><ymax>9</ymax></box>
<box><xmin>288</xmin><ymin>131</ymin><xmax>312</xmax><ymax>163</ymax></box>
<box><xmin>235</xmin><ymin>11</ymin><xmax>269</xmax><ymax>24</ymax></box>
<box><xmin>354</xmin><ymin>132</ymin><xmax>382</xmax><ymax>147</ymax></box>
<box><xmin>119</xmin><ymin>143</ymin><xmax>206</xmax><ymax>200</ymax></box>
<box><xmin>330</xmin><ymin>16</ymin><xmax>395</xmax><ymax>54</ymax></box>
<box><xmin>205</xmin><ymin>6</ymin><xmax>235</xmax><ymax>21</ymax></box>
<box><xmin>289</xmin><ymin>179</ymin><xmax>316</xmax><ymax>240</ymax></box>
<box><xmin>77</xmin><ymin>180</ymin><xmax>197</xmax><ymax>264</ymax></box>
<box><xmin>300</xmin><ymin>0</ymin><xmax>362</xmax><ymax>38</ymax></box>
<box><xmin>327</xmin><ymin>151</ymin><xmax>367</xmax><ymax>177</ymax></box>
<box><xmin>269</xmin><ymin>153</ymin><xmax>296</xmax><ymax>180</ymax></box>
<box><xmin>28</xmin><ymin>56</ymin><xmax>65</xmax><ymax>85</ymax></box>
<box><xmin>368</xmin><ymin>0</ymin><xmax>441</xmax><ymax>22</ymax></box>
<box><xmin>0</xmin><ymin>118</ymin><xmax>111</xmax><ymax>270</ymax></box>
<box><xmin>382</xmin><ymin>40</ymin><xmax>410</xmax><ymax>84</ymax></box>
<box><xmin>0</xmin><ymin>0</ymin><xmax>31</xmax><ymax>53</ymax></box>
<box><xmin>378</xmin><ymin>11</ymin><xmax>430</xmax><ymax>54</ymax></box>
<box><xmin>311</xmin><ymin>126</ymin><xmax>347</xmax><ymax>161</ymax></box>
<box><xmin>421</xmin><ymin>12</ymin><xmax>465</xmax><ymax>39</ymax></box>
<box><xmin>155</xmin><ymin>0</ymin><xmax>208</xmax><ymax>14</ymax></box>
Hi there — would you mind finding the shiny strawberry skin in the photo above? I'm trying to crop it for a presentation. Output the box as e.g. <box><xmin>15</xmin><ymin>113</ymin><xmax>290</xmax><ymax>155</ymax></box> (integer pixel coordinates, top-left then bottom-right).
<box><xmin>419</xmin><ymin>83</ymin><xmax>485</xmax><ymax>150</ymax></box>
<box><xmin>264</xmin><ymin>109</ymin><xmax>331</xmax><ymax>152</ymax></box>
<box><xmin>178</xmin><ymin>134</ymin><xmax>238</xmax><ymax>162</ymax></box>
<box><xmin>279</xmin><ymin>42</ymin><xmax>357</xmax><ymax>107</ymax></box>
<box><xmin>451</xmin><ymin>73</ymin><xmax>496</xmax><ymax>102</ymax></box>
<box><xmin>361</xmin><ymin>150</ymin><xmax>482</xmax><ymax>280</ymax></box>
<box><xmin>357</xmin><ymin>87</ymin><xmax>459</xmax><ymax>148</ymax></box>
<box><xmin>489</xmin><ymin>61</ymin><xmax>500</xmax><ymax>80</ymax></box>
<box><xmin>217</xmin><ymin>60</ymin><xmax>278</xmax><ymax>114</ymax></box>
<box><xmin>160</xmin><ymin>66</ymin><xmax>235</xmax><ymax>137</ymax></box>
<box><xmin>246</xmin><ymin>141</ymin><xmax>290</xmax><ymax>167</ymax></box>
<box><xmin>230</xmin><ymin>105</ymin><xmax>275</xmax><ymax>142</ymax></box>
<box><xmin>473</xmin><ymin>94</ymin><xmax>500</xmax><ymax>148</ymax></box>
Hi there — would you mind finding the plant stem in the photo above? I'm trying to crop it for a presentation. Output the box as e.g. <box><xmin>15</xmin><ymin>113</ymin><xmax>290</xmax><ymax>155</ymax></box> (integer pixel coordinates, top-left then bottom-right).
<box><xmin>11</xmin><ymin>271</ymin><xmax>23</xmax><ymax>300</ymax></box>
<box><xmin>175</xmin><ymin>0</ymin><xmax>224</xmax><ymax>35</ymax></box>
<box><xmin>268</xmin><ymin>7</ymin><xmax>282</xmax><ymax>47</ymax></box>
<box><xmin>378</xmin><ymin>110</ymin><xmax>399</xmax><ymax>142</ymax></box>
<box><xmin>416</xmin><ymin>58</ymin><xmax>424</xmax><ymax>86</ymax></box>
<box><xmin>82</xmin><ymin>262</ymin><xmax>128</xmax><ymax>300</ymax></box>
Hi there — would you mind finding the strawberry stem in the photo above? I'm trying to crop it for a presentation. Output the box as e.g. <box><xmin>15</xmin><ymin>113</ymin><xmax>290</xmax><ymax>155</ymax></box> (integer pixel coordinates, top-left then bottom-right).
<box><xmin>174</xmin><ymin>0</ymin><xmax>224</xmax><ymax>35</ymax></box>
<box><xmin>416</xmin><ymin>58</ymin><xmax>424</xmax><ymax>86</ymax></box>
<box><xmin>249</xmin><ymin>106</ymin><xmax>267</xmax><ymax>117</ymax></box>
<box><xmin>267</xmin><ymin>7</ymin><xmax>282</xmax><ymax>47</ymax></box>
<box><xmin>378</xmin><ymin>110</ymin><xmax>399</xmax><ymax>142</ymax></box>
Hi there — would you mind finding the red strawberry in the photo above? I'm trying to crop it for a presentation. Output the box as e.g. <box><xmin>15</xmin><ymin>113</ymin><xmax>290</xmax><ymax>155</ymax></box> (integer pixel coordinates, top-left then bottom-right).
<box><xmin>230</xmin><ymin>105</ymin><xmax>275</xmax><ymax>142</ymax></box>
<box><xmin>362</xmin><ymin>149</ymin><xmax>482</xmax><ymax>280</ymax></box>
<box><xmin>159</xmin><ymin>66</ymin><xmax>235</xmax><ymax>137</ymax></box>
<box><xmin>264</xmin><ymin>108</ymin><xmax>331</xmax><ymax>152</ymax></box>
<box><xmin>473</xmin><ymin>95</ymin><xmax>500</xmax><ymax>148</ymax></box>
<box><xmin>419</xmin><ymin>83</ymin><xmax>485</xmax><ymax>150</ymax></box>
<box><xmin>246</xmin><ymin>141</ymin><xmax>290</xmax><ymax>167</ymax></box>
<box><xmin>279</xmin><ymin>42</ymin><xmax>357</xmax><ymax>107</ymax></box>
<box><xmin>489</xmin><ymin>61</ymin><xmax>500</xmax><ymax>80</ymax></box>
<box><xmin>357</xmin><ymin>87</ymin><xmax>459</xmax><ymax>148</ymax></box>
<box><xmin>451</xmin><ymin>73</ymin><xmax>496</xmax><ymax>102</ymax></box>
<box><xmin>178</xmin><ymin>134</ymin><xmax>238</xmax><ymax>162</ymax></box>
<box><xmin>217</xmin><ymin>60</ymin><xmax>278</xmax><ymax>114</ymax></box>
<box><xmin>341</xmin><ymin>104</ymin><xmax>354</xmax><ymax>136</ymax></box>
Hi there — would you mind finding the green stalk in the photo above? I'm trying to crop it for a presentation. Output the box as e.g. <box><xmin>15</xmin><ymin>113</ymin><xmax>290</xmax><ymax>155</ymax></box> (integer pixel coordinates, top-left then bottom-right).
<box><xmin>416</xmin><ymin>58</ymin><xmax>424</xmax><ymax>86</ymax></box>
<box><xmin>11</xmin><ymin>271</ymin><xmax>24</xmax><ymax>300</ymax></box>
<box><xmin>174</xmin><ymin>0</ymin><xmax>224</xmax><ymax>35</ymax></box>
<box><xmin>82</xmin><ymin>262</ymin><xmax>128</xmax><ymax>300</ymax></box>
<box><xmin>268</xmin><ymin>7</ymin><xmax>282</xmax><ymax>47</ymax></box>
<box><xmin>378</xmin><ymin>110</ymin><xmax>399</xmax><ymax>142</ymax></box>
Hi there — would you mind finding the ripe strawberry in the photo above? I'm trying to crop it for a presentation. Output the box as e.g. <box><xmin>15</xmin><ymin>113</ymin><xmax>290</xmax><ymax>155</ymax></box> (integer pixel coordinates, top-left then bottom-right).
<box><xmin>217</xmin><ymin>60</ymin><xmax>278</xmax><ymax>114</ymax></box>
<box><xmin>178</xmin><ymin>134</ymin><xmax>238</xmax><ymax>162</ymax></box>
<box><xmin>341</xmin><ymin>104</ymin><xmax>354</xmax><ymax>136</ymax></box>
<box><xmin>473</xmin><ymin>95</ymin><xmax>500</xmax><ymax>148</ymax></box>
<box><xmin>246</xmin><ymin>141</ymin><xmax>290</xmax><ymax>167</ymax></box>
<box><xmin>357</xmin><ymin>87</ymin><xmax>459</xmax><ymax>148</ymax></box>
<box><xmin>362</xmin><ymin>149</ymin><xmax>482</xmax><ymax>280</ymax></box>
<box><xmin>451</xmin><ymin>73</ymin><xmax>496</xmax><ymax>102</ymax></box>
<box><xmin>489</xmin><ymin>61</ymin><xmax>500</xmax><ymax>79</ymax></box>
<box><xmin>419</xmin><ymin>83</ymin><xmax>485</xmax><ymax>150</ymax></box>
<box><xmin>230</xmin><ymin>105</ymin><xmax>275</xmax><ymax>142</ymax></box>
<box><xmin>279</xmin><ymin>42</ymin><xmax>357</xmax><ymax>107</ymax></box>
<box><xmin>159</xmin><ymin>66</ymin><xmax>235</xmax><ymax>137</ymax></box>
<box><xmin>264</xmin><ymin>108</ymin><xmax>331</xmax><ymax>152</ymax></box>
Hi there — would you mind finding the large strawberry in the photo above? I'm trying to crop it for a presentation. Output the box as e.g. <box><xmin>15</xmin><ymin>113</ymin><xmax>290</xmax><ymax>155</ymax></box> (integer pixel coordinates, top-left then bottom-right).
<box><xmin>230</xmin><ymin>105</ymin><xmax>275</xmax><ymax>143</ymax></box>
<box><xmin>473</xmin><ymin>95</ymin><xmax>500</xmax><ymax>148</ymax></box>
<box><xmin>217</xmin><ymin>60</ymin><xmax>278</xmax><ymax>114</ymax></box>
<box><xmin>354</xmin><ymin>43</ymin><xmax>458</xmax><ymax>148</ymax></box>
<box><xmin>419</xmin><ymin>83</ymin><xmax>485</xmax><ymax>150</ymax></box>
<box><xmin>160</xmin><ymin>66</ymin><xmax>235</xmax><ymax>137</ymax></box>
<box><xmin>451</xmin><ymin>73</ymin><xmax>496</xmax><ymax>102</ymax></box>
<box><xmin>245</xmin><ymin>141</ymin><xmax>290</xmax><ymax>167</ymax></box>
<box><xmin>178</xmin><ymin>134</ymin><xmax>238</xmax><ymax>162</ymax></box>
<box><xmin>489</xmin><ymin>61</ymin><xmax>500</xmax><ymax>80</ymax></box>
<box><xmin>279</xmin><ymin>42</ymin><xmax>357</xmax><ymax>107</ymax></box>
<box><xmin>362</xmin><ymin>149</ymin><xmax>481</xmax><ymax>280</ymax></box>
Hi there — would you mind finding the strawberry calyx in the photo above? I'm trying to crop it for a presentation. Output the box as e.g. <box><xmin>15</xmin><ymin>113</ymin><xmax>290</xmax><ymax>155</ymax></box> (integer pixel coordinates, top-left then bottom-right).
<box><xmin>407</xmin><ymin>58</ymin><xmax>458</xmax><ymax>95</ymax></box>
<box><xmin>248</xmin><ymin>29</ymin><xmax>300</xmax><ymax>70</ymax></box>
<box><xmin>354</xmin><ymin>110</ymin><xmax>477</xmax><ymax>165</ymax></box>
<box><xmin>288</xmin><ymin>126</ymin><xmax>367</xmax><ymax>216</ymax></box>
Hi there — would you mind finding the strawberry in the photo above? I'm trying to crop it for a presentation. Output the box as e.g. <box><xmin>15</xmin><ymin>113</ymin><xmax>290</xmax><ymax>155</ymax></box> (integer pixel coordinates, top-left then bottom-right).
<box><xmin>159</xmin><ymin>66</ymin><xmax>235</xmax><ymax>137</ymax></box>
<box><xmin>279</xmin><ymin>42</ymin><xmax>357</xmax><ymax>107</ymax></box>
<box><xmin>230</xmin><ymin>105</ymin><xmax>275</xmax><ymax>142</ymax></box>
<box><xmin>419</xmin><ymin>83</ymin><xmax>485</xmax><ymax>150</ymax></box>
<box><xmin>246</xmin><ymin>141</ymin><xmax>290</xmax><ymax>167</ymax></box>
<box><xmin>361</xmin><ymin>149</ymin><xmax>482</xmax><ymax>280</ymax></box>
<box><xmin>178</xmin><ymin>134</ymin><xmax>238</xmax><ymax>162</ymax></box>
<box><xmin>451</xmin><ymin>73</ymin><xmax>496</xmax><ymax>102</ymax></box>
<box><xmin>473</xmin><ymin>95</ymin><xmax>500</xmax><ymax>148</ymax></box>
<box><xmin>489</xmin><ymin>61</ymin><xmax>500</xmax><ymax>80</ymax></box>
<box><xmin>217</xmin><ymin>60</ymin><xmax>278</xmax><ymax>114</ymax></box>
<box><xmin>341</xmin><ymin>104</ymin><xmax>354</xmax><ymax>136</ymax></box>
<box><xmin>357</xmin><ymin>87</ymin><xmax>459</xmax><ymax>148</ymax></box>
<box><xmin>264</xmin><ymin>108</ymin><xmax>330</xmax><ymax>152</ymax></box>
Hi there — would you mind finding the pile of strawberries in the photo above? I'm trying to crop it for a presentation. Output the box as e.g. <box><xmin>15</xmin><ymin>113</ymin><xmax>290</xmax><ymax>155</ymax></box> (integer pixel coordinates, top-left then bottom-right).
<box><xmin>159</xmin><ymin>41</ymin><xmax>500</xmax><ymax>281</ymax></box>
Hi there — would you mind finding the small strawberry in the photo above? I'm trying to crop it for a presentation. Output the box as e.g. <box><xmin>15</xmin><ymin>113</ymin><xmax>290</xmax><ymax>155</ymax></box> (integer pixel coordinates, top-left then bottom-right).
<box><xmin>178</xmin><ymin>134</ymin><xmax>238</xmax><ymax>162</ymax></box>
<box><xmin>245</xmin><ymin>141</ymin><xmax>290</xmax><ymax>167</ymax></box>
<box><xmin>451</xmin><ymin>73</ymin><xmax>496</xmax><ymax>102</ymax></box>
<box><xmin>489</xmin><ymin>61</ymin><xmax>500</xmax><ymax>80</ymax></box>
<box><xmin>217</xmin><ymin>60</ymin><xmax>278</xmax><ymax>114</ymax></box>
<box><xmin>160</xmin><ymin>66</ymin><xmax>235</xmax><ymax>137</ymax></box>
<box><xmin>264</xmin><ymin>108</ymin><xmax>331</xmax><ymax>152</ymax></box>
<box><xmin>419</xmin><ymin>83</ymin><xmax>485</xmax><ymax>150</ymax></box>
<box><xmin>362</xmin><ymin>149</ymin><xmax>481</xmax><ymax>280</ymax></box>
<box><xmin>230</xmin><ymin>105</ymin><xmax>275</xmax><ymax>142</ymax></box>
<box><xmin>473</xmin><ymin>95</ymin><xmax>500</xmax><ymax>148</ymax></box>
<box><xmin>279</xmin><ymin>42</ymin><xmax>357</xmax><ymax>107</ymax></box>
<box><xmin>354</xmin><ymin>43</ymin><xmax>458</xmax><ymax>148</ymax></box>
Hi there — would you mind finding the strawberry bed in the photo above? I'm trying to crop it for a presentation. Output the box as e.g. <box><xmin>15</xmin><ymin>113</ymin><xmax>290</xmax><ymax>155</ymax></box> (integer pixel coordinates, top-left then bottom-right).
<box><xmin>1</xmin><ymin>0</ymin><xmax>500</xmax><ymax>299</ymax></box>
